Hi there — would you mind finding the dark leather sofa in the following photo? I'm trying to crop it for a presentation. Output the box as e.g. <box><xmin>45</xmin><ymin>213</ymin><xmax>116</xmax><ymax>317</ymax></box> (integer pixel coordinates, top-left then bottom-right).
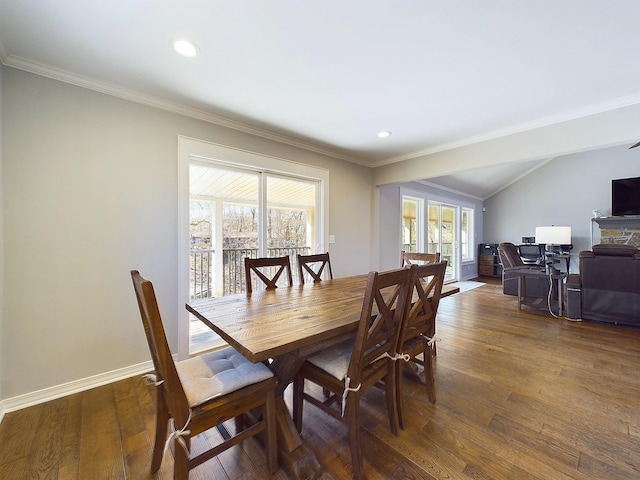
<box><xmin>497</xmin><ymin>242</ymin><xmax>551</xmax><ymax>299</ymax></box>
<box><xmin>566</xmin><ymin>243</ymin><xmax>640</xmax><ymax>325</ymax></box>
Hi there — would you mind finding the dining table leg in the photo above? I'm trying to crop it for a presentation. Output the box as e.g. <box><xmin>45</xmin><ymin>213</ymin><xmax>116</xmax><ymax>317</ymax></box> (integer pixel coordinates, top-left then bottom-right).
<box><xmin>269</xmin><ymin>354</ymin><xmax>323</xmax><ymax>480</ymax></box>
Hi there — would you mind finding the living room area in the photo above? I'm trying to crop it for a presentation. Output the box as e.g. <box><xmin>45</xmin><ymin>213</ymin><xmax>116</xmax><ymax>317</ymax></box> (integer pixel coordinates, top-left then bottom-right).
<box><xmin>482</xmin><ymin>142</ymin><xmax>640</xmax><ymax>324</ymax></box>
<box><xmin>378</xmin><ymin>139</ymin><xmax>640</xmax><ymax>326</ymax></box>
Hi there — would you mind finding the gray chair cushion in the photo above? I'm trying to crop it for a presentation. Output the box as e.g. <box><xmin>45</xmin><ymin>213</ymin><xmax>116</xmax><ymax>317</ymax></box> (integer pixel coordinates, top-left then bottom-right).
<box><xmin>176</xmin><ymin>346</ymin><xmax>274</xmax><ymax>406</ymax></box>
<box><xmin>306</xmin><ymin>339</ymin><xmax>354</xmax><ymax>380</ymax></box>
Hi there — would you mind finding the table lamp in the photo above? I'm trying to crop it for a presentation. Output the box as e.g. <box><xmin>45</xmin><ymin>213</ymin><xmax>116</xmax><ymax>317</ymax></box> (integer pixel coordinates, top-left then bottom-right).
<box><xmin>535</xmin><ymin>226</ymin><xmax>571</xmax><ymax>273</ymax></box>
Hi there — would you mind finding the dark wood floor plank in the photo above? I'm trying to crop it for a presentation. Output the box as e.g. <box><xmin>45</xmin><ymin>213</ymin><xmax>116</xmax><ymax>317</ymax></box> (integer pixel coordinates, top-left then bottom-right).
<box><xmin>115</xmin><ymin>376</ymin><xmax>155</xmax><ymax>480</ymax></box>
<box><xmin>0</xmin><ymin>454</ymin><xmax>28</xmax><ymax>480</ymax></box>
<box><xmin>488</xmin><ymin>413</ymin><xmax>580</xmax><ymax>472</ymax></box>
<box><xmin>0</xmin><ymin>403</ymin><xmax>42</xmax><ymax>465</ymax></box>
<box><xmin>389</xmin><ymin>460</ymin><xmax>439</xmax><ymax>480</ymax></box>
<box><xmin>26</xmin><ymin>396</ymin><xmax>68</xmax><ymax>479</ymax></box>
<box><xmin>577</xmin><ymin>451</ymin><xmax>640</xmax><ymax>480</ymax></box>
<box><xmin>57</xmin><ymin>391</ymin><xmax>83</xmax><ymax>479</ymax></box>
<box><xmin>77</xmin><ymin>384</ymin><xmax>126</xmax><ymax>479</ymax></box>
<box><xmin>369</xmin><ymin>416</ymin><xmax>467</xmax><ymax>479</ymax></box>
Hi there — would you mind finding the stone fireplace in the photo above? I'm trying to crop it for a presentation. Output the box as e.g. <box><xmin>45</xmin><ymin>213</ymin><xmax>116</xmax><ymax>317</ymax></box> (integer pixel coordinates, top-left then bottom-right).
<box><xmin>592</xmin><ymin>217</ymin><xmax>640</xmax><ymax>247</ymax></box>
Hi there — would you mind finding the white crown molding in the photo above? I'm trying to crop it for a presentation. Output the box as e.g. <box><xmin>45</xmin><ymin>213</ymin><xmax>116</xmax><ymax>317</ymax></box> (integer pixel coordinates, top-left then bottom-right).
<box><xmin>1</xmin><ymin>54</ymin><xmax>371</xmax><ymax>167</ymax></box>
<box><xmin>372</xmin><ymin>93</ymin><xmax>640</xmax><ymax>168</ymax></box>
<box><xmin>4</xmin><ymin>54</ymin><xmax>639</xmax><ymax>172</ymax></box>
<box><xmin>0</xmin><ymin>360</ymin><xmax>154</xmax><ymax>423</ymax></box>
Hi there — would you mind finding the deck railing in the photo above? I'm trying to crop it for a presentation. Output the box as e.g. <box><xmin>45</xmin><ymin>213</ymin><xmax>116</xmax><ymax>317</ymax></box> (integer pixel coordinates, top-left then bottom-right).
<box><xmin>190</xmin><ymin>246</ymin><xmax>311</xmax><ymax>298</ymax></box>
<box><xmin>190</xmin><ymin>248</ymin><xmax>214</xmax><ymax>299</ymax></box>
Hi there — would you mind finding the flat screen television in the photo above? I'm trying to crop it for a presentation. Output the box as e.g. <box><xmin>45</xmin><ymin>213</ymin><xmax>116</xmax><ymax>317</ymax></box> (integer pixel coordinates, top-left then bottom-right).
<box><xmin>612</xmin><ymin>176</ymin><xmax>640</xmax><ymax>216</ymax></box>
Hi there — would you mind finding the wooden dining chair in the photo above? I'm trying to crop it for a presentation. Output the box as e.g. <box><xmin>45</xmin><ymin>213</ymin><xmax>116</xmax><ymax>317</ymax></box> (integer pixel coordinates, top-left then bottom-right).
<box><xmin>130</xmin><ymin>270</ymin><xmax>278</xmax><ymax>479</ymax></box>
<box><xmin>292</xmin><ymin>265</ymin><xmax>416</xmax><ymax>480</ymax></box>
<box><xmin>401</xmin><ymin>250</ymin><xmax>441</xmax><ymax>267</ymax></box>
<box><xmin>297</xmin><ymin>252</ymin><xmax>333</xmax><ymax>284</ymax></box>
<box><xmin>395</xmin><ymin>261</ymin><xmax>446</xmax><ymax>427</ymax></box>
<box><xmin>244</xmin><ymin>255</ymin><xmax>293</xmax><ymax>292</ymax></box>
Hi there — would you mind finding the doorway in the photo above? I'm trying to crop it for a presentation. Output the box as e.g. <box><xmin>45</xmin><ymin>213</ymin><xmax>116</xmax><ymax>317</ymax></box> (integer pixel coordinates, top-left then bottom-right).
<box><xmin>428</xmin><ymin>202</ymin><xmax>458</xmax><ymax>282</ymax></box>
<box><xmin>188</xmin><ymin>160</ymin><xmax>320</xmax><ymax>351</ymax></box>
<box><xmin>179</xmin><ymin>137</ymin><xmax>330</xmax><ymax>358</ymax></box>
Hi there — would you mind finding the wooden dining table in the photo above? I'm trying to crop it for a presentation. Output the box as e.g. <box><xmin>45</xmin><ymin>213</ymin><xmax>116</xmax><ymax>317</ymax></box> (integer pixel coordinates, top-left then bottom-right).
<box><xmin>186</xmin><ymin>274</ymin><xmax>459</xmax><ymax>479</ymax></box>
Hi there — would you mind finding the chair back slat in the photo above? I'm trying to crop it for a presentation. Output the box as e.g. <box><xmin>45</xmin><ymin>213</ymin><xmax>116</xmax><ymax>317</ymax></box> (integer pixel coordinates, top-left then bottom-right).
<box><xmin>245</xmin><ymin>256</ymin><xmax>293</xmax><ymax>292</ymax></box>
<box><xmin>400</xmin><ymin>262</ymin><xmax>446</xmax><ymax>346</ymax></box>
<box><xmin>401</xmin><ymin>250</ymin><xmax>441</xmax><ymax>267</ymax></box>
<box><xmin>347</xmin><ymin>266</ymin><xmax>416</xmax><ymax>383</ymax></box>
<box><xmin>130</xmin><ymin>271</ymin><xmax>191</xmax><ymax>426</ymax></box>
<box><xmin>297</xmin><ymin>252</ymin><xmax>333</xmax><ymax>284</ymax></box>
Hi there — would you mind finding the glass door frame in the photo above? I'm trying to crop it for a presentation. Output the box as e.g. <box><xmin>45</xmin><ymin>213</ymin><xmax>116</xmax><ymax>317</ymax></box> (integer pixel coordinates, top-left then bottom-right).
<box><xmin>178</xmin><ymin>136</ymin><xmax>329</xmax><ymax>359</ymax></box>
<box><xmin>428</xmin><ymin>201</ymin><xmax>459</xmax><ymax>283</ymax></box>
<box><xmin>401</xmin><ymin>195</ymin><xmax>424</xmax><ymax>253</ymax></box>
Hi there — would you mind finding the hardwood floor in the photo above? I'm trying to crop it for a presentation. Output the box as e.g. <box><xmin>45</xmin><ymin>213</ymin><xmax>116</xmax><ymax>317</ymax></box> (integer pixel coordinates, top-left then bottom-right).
<box><xmin>1</xmin><ymin>278</ymin><xmax>639</xmax><ymax>479</ymax></box>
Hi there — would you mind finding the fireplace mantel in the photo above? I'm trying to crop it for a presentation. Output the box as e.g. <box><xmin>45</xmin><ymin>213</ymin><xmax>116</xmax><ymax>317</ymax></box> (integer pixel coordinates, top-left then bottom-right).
<box><xmin>592</xmin><ymin>216</ymin><xmax>640</xmax><ymax>229</ymax></box>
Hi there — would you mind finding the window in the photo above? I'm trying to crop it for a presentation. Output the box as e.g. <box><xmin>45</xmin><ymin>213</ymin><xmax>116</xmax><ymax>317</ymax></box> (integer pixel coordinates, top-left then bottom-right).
<box><xmin>178</xmin><ymin>137</ymin><xmax>328</xmax><ymax>357</ymax></box>
<box><xmin>461</xmin><ymin>207</ymin><xmax>474</xmax><ymax>262</ymax></box>
<box><xmin>401</xmin><ymin>196</ymin><xmax>423</xmax><ymax>252</ymax></box>
<box><xmin>428</xmin><ymin>202</ymin><xmax>456</xmax><ymax>282</ymax></box>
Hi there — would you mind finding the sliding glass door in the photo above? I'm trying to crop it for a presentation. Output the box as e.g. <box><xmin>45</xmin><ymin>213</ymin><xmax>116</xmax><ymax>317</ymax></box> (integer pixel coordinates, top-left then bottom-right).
<box><xmin>428</xmin><ymin>202</ymin><xmax>457</xmax><ymax>282</ymax></box>
<box><xmin>402</xmin><ymin>190</ymin><xmax>476</xmax><ymax>283</ymax></box>
<box><xmin>188</xmin><ymin>160</ymin><xmax>320</xmax><ymax>351</ymax></box>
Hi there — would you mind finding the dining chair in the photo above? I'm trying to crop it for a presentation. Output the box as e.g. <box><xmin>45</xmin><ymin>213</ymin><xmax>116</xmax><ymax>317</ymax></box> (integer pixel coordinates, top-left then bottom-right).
<box><xmin>292</xmin><ymin>265</ymin><xmax>416</xmax><ymax>480</ymax></box>
<box><xmin>395</xmin><ymin>261</ymin><xmax>446</xmax><ymax>428</ymax></box>
<box><xmin>401</xmin><ymin>250</ymin><xmax>441</xmax><ymax>267</ymax></box>
<box><xmin>297</xmin><ymin>252</ymin><xmax>333</xmax><ymax>284</ymax></box>
<box><xmin>130</xmin><ymin>270</ymin><xmax>278</xmax><ymax>479</ymax></box>
<box><xmin>244</xmin><ymin>255</ymin><xmax>293</xmax><ymax>292</ymax></box>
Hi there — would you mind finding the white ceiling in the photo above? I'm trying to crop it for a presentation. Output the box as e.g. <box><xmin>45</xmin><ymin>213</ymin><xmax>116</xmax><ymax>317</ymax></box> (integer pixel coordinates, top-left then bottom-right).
<box><xmin>1</xmin><ymin>1</ymin><xmax>639</xmax><ymax>198</ymax></box>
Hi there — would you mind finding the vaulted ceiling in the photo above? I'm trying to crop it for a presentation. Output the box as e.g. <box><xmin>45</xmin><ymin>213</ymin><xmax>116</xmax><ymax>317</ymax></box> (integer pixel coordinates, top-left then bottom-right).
<box><xmin>1</xmin><ymin>1</ymin><xmax>639</xmax><ymax>198</ymax></box>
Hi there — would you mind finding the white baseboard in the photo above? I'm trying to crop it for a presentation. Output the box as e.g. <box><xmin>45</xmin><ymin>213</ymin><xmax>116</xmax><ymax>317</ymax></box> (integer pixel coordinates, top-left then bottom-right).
<box><xmin>0</xmin><ymin>360</ymin><xmax>154</xmax><ymax>424</ymax></box>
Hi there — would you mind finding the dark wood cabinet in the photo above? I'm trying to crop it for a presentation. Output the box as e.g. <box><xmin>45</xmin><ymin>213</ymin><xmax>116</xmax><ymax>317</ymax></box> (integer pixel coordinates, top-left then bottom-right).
<box><xmin>478</xmin><ymin>243</ymin><xmax>502</xmax><ymax>277</ymax></box>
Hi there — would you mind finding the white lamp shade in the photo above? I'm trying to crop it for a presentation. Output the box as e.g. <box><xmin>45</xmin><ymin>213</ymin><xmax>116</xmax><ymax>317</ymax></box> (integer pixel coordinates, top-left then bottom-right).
<box><xmin>535</xmin><ymin>226</ymin><xmax>571</xmax><ymax>245</ymax></box>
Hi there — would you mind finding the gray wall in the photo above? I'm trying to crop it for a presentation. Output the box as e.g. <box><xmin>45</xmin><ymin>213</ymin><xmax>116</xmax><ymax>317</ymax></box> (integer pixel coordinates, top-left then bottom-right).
<box><xmin>378</xmin><ymin>181</ymin><xmax>484</xmax><ymax>280</ymax></box>
<box><xmin>483</xmin><ymin>144</ymin><xmax>639</xmax><ymax>273</ymax></box>
<box><xmin>1</xmin><ymin>67</ymin><xmax>374</xmax><ymax>402</ymax></box>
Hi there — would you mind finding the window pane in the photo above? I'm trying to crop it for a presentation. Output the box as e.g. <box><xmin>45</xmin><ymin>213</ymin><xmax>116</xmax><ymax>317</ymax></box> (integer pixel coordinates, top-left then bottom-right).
<box><xmin>266</xmin><ymin>175</ymin><xmax>317</xmax><ymax>284</ymax></box>
<box><xmin>428</xmin><ymin>202</ymin><xmax>457</xmax><ymax>282</ymax></box>
<box><xmin>189</xmin><ymin>163</ymin><xmax>259</xmax><ymax>298</ymax></box>
<box><xmin>461</xmin><ymin>207</ymin><xmax>474</xmax><ymax>261</ymax></box>
<box><xmin>428</xmin><ymin>204</ymin><xmax>440</xmax><ymax>254</ymax></box>
<box><xmin>189</xmin><ymin>163</ymin><xmax>259</xmax><ymax>350</ymax></box>
<box><xmin>441</xmin><ymin>206</ymin><xmax>456</xmax><ymax>280</ymax></box>
<box><xmin>402</xmin><ymin>198</ymin><xmax>419</xmax><ymax>252</ymax></box>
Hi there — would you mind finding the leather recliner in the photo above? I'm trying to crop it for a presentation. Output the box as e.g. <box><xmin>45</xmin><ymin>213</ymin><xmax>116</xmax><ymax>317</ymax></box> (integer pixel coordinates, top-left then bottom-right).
<box><xmin>497</xmin><ymin>242</ymin><xmax>550</xmax><ymax>299</ymax></box>
<box><xmin>566</xmin><ymin>243</ymin><xmax>640</xmax><ymax>325</ymax></box>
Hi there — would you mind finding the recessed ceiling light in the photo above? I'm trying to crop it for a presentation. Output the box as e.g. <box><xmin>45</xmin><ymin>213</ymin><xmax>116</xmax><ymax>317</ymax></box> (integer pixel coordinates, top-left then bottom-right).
<box><xmin>377</xmin><ymin>131</ymin><xmax>392</xmax><ymax>138</ymax></box>
<box><xmin>173</xmin><ymin>39</ymin><xmax>198</xmax><ymax>58</ymax></box>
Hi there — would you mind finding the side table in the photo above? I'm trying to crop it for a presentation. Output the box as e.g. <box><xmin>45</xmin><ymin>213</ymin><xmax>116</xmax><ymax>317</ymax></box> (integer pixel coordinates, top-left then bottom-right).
<box><xmin>544</xmin><ymin>252</ymin><xmax>570</xmax><ymax>274</ymax></box>
<box><xmin>513</xmin><ymin>269</ymin><xmax>567</xmax><ymax>316</ymax></box>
